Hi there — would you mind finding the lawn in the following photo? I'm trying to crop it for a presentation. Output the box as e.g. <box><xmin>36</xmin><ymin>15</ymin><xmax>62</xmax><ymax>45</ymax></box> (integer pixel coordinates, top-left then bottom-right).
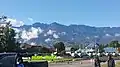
<box><xmin>23</xmin><ymin>55</ymin><xmax>76</xmax><ymax>63</ymax></box>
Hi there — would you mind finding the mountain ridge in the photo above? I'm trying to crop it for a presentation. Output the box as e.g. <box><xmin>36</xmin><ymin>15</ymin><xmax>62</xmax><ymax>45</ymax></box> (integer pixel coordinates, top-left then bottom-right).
<box><xmin>13</xmin><ymin>22</ymin><xmax>120</xmax><ymax>47</ymax></box>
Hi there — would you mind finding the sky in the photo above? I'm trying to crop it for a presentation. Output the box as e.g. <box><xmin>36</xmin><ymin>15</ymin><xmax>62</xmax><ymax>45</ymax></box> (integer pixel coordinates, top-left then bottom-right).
<box><xmin>0</xmin><ymin>0</ymin><xmax>120</xmax><ymax>27</ymax></box>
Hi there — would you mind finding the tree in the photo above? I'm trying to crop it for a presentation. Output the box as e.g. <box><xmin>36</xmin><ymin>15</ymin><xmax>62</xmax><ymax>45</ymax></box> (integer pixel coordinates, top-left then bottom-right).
<box><xmin>5</xmin><ymin>28</ymin><xmax>19</xmax><ymax>51</ymax></box>
<box><xmin>0</xmin><ymin>16</ymin><xmax>19</xmax><ymax>52</ymax></box>
<box><xmin>53</xmin><ymin>42</ymin><xmax>65</xmax><ymax>53</ymax></box>
<box><xmin>108</xmin><ymin>40</ymin><xmax>120</xmax><ymax>48</ymax></box>
<box><xmin>98</xmin><ymin>44</ymin><xmax>105</xmax><ymax>53</ymax></box>
<box><xmin>70</xmin><ymin>44</ymin><xmax>79</xmax><ymax>53</ymax></box>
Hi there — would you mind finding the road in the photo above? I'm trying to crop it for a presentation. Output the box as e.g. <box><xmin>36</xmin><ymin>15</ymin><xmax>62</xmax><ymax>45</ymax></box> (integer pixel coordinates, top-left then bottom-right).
<box><xmin>49</xmin><ymin>60</ymin><xmax>120</xmax><ymax>67</ymax></box>
<box><xmin>49</xmin><ymin>61</ymin><xmax>94</xmax><ymax>67</ymax></box>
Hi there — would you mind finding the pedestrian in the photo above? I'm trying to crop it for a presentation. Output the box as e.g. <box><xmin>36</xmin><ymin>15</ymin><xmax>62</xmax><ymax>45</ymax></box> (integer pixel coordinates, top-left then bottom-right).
<box><xmin>94</xmin><ymin>56</ymin><xmax>101</xmax><ymax>67</ymax></box>
<box><xmin>17</xmin><ymin>57</ymin><xmax>24</xmax><ymax>67</ymax></box>
<box><xmin>107</xmin><ymin>55</ymin><xmax>115</xmax><ymax>67</ymax></box>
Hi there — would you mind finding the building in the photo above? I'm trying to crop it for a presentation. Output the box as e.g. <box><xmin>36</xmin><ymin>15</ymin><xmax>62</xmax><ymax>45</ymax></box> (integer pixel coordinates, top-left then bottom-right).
<box><xmin>65</xmin><ymin>47</ymin><xmax>72</xmax><ymax>54</ymax></box>
<box><xmin>86</xmin><ymin>43</ymin><xmax>99</xmax><ymax>49</ymax></box>
<box><xmin>104</xmin><ymin>47</ymin><xmax>116</xmax><ymax>53</ymax></box>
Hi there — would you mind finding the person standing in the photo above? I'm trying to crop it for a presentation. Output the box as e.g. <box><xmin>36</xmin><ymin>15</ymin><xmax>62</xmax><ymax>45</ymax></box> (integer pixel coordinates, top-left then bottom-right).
<box><xmin>107</xmin><ymin>55</ymin><xmax>115</xmax><ymax>67</ymax></box>
<box><xmin>94</xmin><ymin>56</ymin><xmax>101</xmax><ymax>67</ymax></box>
<box><xmin>17</xmin><ymin>58</ymin><xmax>24</xmax><ymax>67</ymax></box>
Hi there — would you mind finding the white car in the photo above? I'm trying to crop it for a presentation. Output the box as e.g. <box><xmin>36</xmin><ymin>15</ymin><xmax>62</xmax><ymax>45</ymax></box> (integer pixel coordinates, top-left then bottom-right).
<box><xmin>97</xmin><ymin>53</ymin><xmax>100</xmax><ymax>56</ymax></box>
<box><xmin>105</xmin><ymin>53</ymin><xmax>109</xmax><ymax>56</ymax></box>
<box><xmin>88</xmin><ymin>53</ymin><xmax>91</xmax><ymax>56</ymax></box>
<box><xmin>93</xmin><ymin>53</ymin><xmax>96</xmax><ymax>56</ymax></box>
<box><xmin>118</xmin><ymin>53</ymin><xmax>120</xmax><ymax>56</ymax></box>
<box><xmin>112</xmin><ymin>53</ymin><xmax>116</xmax><ymax>56</ymax></box>
<box><xmin>71</xmin><ymin>53</ymin><xmax>75</xmax><ymax>57</ymax></box>
<box><xmin>78</xmin><ymin>53</ymin><xmax>81</xmax><ymax>56</ymax></box>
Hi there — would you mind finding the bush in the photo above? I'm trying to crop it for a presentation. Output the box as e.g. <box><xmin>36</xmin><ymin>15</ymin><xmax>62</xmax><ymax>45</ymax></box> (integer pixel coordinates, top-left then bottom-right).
<box><xmin>31</xmin><ymin>56</ymin><xmax>57</xmax><ymax>61</ymax></box>
<box><xmin>32</xmin><ymin>56</ymin><xmax>43</xmax><ymax>60</ymax></box>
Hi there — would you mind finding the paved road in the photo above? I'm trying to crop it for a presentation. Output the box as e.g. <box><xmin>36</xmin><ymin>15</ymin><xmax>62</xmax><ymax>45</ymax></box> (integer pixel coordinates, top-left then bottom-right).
<box><xmin>49</xmin><ymin>61</ymin><xmax>94</xmax><ymax>67</ymax></box>
<box><xmin>49</xmin><ymin>60</ymin><xmax>120</xmax><ymax>67</ymax></box>
<box><xmin>49</xmin><ymin>63</ymin><xmax>93</xmax><ymax>67</ymax></box>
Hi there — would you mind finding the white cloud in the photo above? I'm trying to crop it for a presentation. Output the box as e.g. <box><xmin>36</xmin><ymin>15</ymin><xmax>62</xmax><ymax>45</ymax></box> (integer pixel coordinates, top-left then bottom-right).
<box><xmin>45</xmin><ymin>38</ymin><xmax>52</xmax><ymax>42</ymax></box>
<box><xmin>14</xmin><ymin>34</ymin><xmax>19</xmax><ymax>39</ymax></box>
<box><xmin>21</xmin><ymin>27</ymin><xmax>43</xmax><ymax>40</ymax></box>
<box><xmin>27</xmin><ymin>27</ymin><xmax>39</xmax><ymax>38</ymax></box>
<box><xmin>37</xmin><ymin>27</ymin><xmax>43</xmax><ymax>34</ymax></box>
<box><xmin>28</xmin><ymin>18</ymin><xmax>33</xmax><ymax>22</ymax></box>
<box><xmin>53</xmin><ymin>33</ymin><xmax>59</xmax><ymax>39</ymax></box>
<box><xmin>115</xmin><ymin>33</ymin><xmax>120</xmax><ymax>37</ymax></box>
<box><xmin>86</xmin><ymin>37</ymin><xmax>90</xmax><ymax>39</ymax></box>
<box><xmin>47</xmin><ymin>30</ymin><xmax>56</xmax><ymax>35</ymax></box>
<box><xmin>105</xmin><ymin>34</ymin><xmax>111</xmax><ymax>36</ymax></box>
<box><xmin>72</xmin><ymin>38</ymin><xmax>74</xmax><ymax>40</ymax></box>
<box><xmin>13</xmin><ymin>28</ymin><xmax>21</xmax><ymax>33</ymax></box>
<box><xmin>62</xmin><ymin>32</ymin><xmax>66</xmax><ymax>35</ymax></box>
<box><xmin>94</xmin><ymin>36</ymin><xmax>99</xmax><ymax>38</ymax></box>
<box><xmin>44</xmin><ymin>34</ymin><xmax>47</xmax><ymax>36</ymax></box>
<box><xmin>6</xmin><ymin>18</ymin><xmax>24</xmax><ymax>27</ymax></box>
<box><xmin>21</xmin><ymin>30</ymin><xmax>29</xmax><ymax>40</ymax></box>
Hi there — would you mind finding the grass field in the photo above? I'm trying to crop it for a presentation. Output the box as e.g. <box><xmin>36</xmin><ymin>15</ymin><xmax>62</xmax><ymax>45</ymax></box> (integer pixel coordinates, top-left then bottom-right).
<box><xmin>23</xmin><ymin>58</ymin><xmax>82</xmax><ymax>63</ymax></box>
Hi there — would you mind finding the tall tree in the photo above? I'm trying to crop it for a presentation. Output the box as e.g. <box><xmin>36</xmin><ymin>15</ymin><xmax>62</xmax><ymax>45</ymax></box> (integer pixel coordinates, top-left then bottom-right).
<box><xmin>0</xmin><ymin>16</ymin><xmax>19</xmax><ymax>52</ymax></box>
<box><xmin>53</xmin><ymin>42</ymin><xmax>65</xmax><ymax>53</ymax></box>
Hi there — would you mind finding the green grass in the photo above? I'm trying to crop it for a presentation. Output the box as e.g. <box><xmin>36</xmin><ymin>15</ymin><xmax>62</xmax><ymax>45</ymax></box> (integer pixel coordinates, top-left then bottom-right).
<box><xmin>24</xmin><ymin>58</ymin><xmax>75</xmax><ymax>63</ymax></box>
<box><xmin>31</xmin><ymin>56</ymin><xmax>57</xmax><ymax>61</ymax></box>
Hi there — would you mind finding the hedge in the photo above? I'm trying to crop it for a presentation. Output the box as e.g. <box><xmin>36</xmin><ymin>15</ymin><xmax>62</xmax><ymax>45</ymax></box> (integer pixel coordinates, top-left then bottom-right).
<box><xmin>31</xmin><ymin>56</ymin><xmax>57</xmax><ymax>61</ymax></box>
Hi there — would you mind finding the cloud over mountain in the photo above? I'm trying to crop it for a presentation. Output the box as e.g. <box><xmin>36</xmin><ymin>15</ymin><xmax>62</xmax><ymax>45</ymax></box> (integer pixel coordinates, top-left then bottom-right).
<box><xmin>6</xmin><ymin>18</ymin><xmax>24</xmax><ymax>27</ymax></box>
<box><xmin>12</xmin><ymin>22</ymin><xmax>120</xmax><ymax>46</ymax></box>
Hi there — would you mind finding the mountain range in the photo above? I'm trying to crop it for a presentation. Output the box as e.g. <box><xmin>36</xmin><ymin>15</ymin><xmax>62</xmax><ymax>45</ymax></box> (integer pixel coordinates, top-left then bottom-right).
<box><xmin>12</xmin><ymin>22</ymin><xmax>120</xmax><ymax>47</ymax></box>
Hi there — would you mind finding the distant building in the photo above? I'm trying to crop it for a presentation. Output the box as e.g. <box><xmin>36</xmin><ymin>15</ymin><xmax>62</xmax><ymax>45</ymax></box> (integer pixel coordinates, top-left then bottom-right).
<box><xmin>75</xmin><ymin>48</ymin><xmax>95</xmax><ymax>53</ymax></box>
<box><xmin>104</xmin><ymin>47</ymin><xmax>116</xmax><ymax>53</ymax></box>
<box><xmin>86</xmin><ymin>43</ymin><xmax>99</xmax><ymax>49</ymax></box>
<box><xmin>65</xmin><ymin>47</ymin><xmax>72</xmax><ymax>54</ymax></box>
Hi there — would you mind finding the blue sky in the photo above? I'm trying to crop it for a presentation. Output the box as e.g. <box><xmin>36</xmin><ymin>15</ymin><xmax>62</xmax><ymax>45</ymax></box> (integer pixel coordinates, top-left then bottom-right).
<box><xmin>0</xmin><ymin>0</ymin><xmax>120</xmax><ymax>27</ymax></box>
